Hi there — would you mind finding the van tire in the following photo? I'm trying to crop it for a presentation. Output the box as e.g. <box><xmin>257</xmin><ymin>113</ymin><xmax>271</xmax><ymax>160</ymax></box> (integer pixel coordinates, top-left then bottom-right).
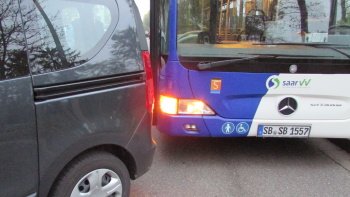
<box><xmin>50</xmin><ymin>151</ymin><xmax>130</xmax><ymax>197</ymax></box>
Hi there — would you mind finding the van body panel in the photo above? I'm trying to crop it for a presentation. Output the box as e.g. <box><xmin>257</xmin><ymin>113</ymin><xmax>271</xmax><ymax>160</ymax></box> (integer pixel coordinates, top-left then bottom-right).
<box><xmin>0</xmin><ymin>0</ymin><xmax>155</xmax><ymax>196</ymax></box>
<box><xmin>0</xmin><ymin>77</ymin><xmax>38</xmax><ymax>197</ymax></box>
<box><xmin>36</xmin><ymin>83</ymin><xmax>148</xmax><ymax>197</ymax></box>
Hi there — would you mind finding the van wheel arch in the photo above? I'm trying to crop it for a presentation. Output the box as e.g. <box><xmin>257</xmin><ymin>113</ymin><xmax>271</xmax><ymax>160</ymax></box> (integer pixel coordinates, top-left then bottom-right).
<box><xmin>48</xmin><ymin>145</ymin><xmax>137</xmax><ymax>196</ymax></box>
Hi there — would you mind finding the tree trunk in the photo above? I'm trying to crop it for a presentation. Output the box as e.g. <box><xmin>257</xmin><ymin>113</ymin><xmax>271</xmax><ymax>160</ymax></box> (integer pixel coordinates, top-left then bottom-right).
<box><xmin>341</xmin><ymin>0</ymin><xmax>347</xmax><ymax>23</ymax></box>
<box><xmin>209</xmin><ymin>0</ymin><xmax>218</xmax><ymax>43</ymax></box>
<box><xmin>297</xmin><ymin>0</ymin><xmax>309</xmax><ymax>34</ymax></box>
<box><xmin>239</xmin><ymin>0</ymin><xmax>244</xmax><ymax>29</ymax></box>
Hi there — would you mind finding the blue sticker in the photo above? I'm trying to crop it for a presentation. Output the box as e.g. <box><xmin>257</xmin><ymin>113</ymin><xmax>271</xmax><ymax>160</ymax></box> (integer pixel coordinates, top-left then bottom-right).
<box><xmin>222</xmin><ymin>122</ymin><xmax>235</xmax><ymax>134</ymax></box>
<box><xmin>258</xmin><ymin>126</ymin><xmax>264</xmax><ymax>136</ymax></box>
<box><xmin>236</xmin><ymin>122</ymin><xmax>249</xmax><ymax>134</ymax></box>
<box><xmin>210</xmin><ymin>90</ymin><xmax>221</xmax><ymax>94</ymax></box>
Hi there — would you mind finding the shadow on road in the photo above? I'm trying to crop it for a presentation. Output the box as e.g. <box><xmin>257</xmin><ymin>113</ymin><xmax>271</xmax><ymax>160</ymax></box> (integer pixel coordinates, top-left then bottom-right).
<box><xmin>329</xmin><ymin>138</ymin><xmax>350</xmax><ymax>153</ymax></box>
<box><xmin>156</xmin><ymin>132</ymin><xmax>325</xmax><ymax>165</ymax></box>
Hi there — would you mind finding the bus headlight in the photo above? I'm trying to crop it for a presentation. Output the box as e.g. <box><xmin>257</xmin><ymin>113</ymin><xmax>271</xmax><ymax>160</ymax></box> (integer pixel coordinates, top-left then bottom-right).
<box><xmin>160</xmin><ymin>95</ymin><xmax>215</xmax><ymax>115</ymax></box>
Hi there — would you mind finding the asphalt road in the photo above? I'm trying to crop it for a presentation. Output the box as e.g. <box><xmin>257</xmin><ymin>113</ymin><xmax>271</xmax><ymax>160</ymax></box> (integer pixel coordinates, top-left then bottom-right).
<box><xmin>131</xmin><ymin>128</ymin><xmax>350</xmax><ymax>197</ymax></box>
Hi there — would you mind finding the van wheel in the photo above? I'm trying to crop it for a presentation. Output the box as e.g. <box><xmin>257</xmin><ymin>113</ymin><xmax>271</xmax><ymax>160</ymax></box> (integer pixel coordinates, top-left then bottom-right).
<box><xmin>50</xmin><ymin>151</ymin><xmax>130</xmax><ymax>197</ymax></box>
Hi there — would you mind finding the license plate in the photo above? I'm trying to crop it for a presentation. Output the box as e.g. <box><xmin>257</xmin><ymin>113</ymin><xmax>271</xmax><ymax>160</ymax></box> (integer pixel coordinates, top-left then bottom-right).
<box><xmin>257</xmin><ymin>125</ymin><xmax>311</xmax><ymax>138</ymax></box>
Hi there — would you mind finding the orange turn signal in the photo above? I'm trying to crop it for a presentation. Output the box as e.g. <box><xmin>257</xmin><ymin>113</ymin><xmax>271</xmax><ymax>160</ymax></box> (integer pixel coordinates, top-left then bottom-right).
<box><xmin>160</xmin><ymin>95</ymin><xmax>178</xmax><ymax>115</ymax></box>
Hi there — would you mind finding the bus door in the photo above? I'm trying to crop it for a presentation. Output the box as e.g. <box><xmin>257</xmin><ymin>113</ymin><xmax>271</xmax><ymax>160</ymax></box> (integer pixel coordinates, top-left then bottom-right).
<box><xmin>155</xmin><ymin>0</ymin><xmax>350</xmax><ymax>139</ymax></box>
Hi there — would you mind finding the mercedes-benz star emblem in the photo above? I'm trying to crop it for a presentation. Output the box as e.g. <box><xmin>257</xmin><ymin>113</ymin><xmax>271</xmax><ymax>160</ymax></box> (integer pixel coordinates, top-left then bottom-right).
<box><xmin>278</xmin><ymin>97</ymin><xmax>298</xmax><ymax>115</ymax></box>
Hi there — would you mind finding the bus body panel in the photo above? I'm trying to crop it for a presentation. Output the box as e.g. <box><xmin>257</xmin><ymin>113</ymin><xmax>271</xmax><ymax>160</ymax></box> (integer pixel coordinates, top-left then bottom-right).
<box><xmin>189</xmin><ymin>72</ymin><xmax>350</xmax><ymax>121</ymax></box>
<box><xmin>157</xmin><ymin>113</ymin><xmax>211</xmax><ymax>137</ymax></box>
<box><xmin>254</xmin><ymin>74</ymin><xmax>350</xmax><ymax>120</ymax></box>
<box><xmin>157</xmin><ymin>66</ymin><xmax>350</xmax><ymax>138</ymax></box>
<box><xmin>159</xmin><ymin>61</ymin><xmax>193</xmax><ymax>98</ymax></box>
<box><xmin>188</xmin><ymin>70</ymin><xmax>272</xmax><ymax>119</ymax></box>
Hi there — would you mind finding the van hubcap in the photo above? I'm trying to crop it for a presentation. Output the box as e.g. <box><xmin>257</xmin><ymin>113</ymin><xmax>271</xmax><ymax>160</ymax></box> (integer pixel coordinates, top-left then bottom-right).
<box><xmin>71</xmin><ymin>169</ymin><xmax>122</xmax><ymax>197</ymax></box>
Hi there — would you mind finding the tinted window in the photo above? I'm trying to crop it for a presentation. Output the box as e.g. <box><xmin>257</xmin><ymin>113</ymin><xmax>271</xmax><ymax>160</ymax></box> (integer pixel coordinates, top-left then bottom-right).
<box><xmin>24</xmin><ymin>0</ymin><xmax>118</xmax><ymax>74</ymax></box>
<box><xmin>0</xmin><ymin>0</ymin><xmax>30</xmax><ymax>80</ymax></box>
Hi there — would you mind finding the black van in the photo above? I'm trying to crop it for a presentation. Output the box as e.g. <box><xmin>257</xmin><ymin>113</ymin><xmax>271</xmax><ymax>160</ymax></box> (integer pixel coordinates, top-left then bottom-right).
<box><xmin>0</xmin><ymin>0</ymin><xmax>155</xmax><ymax>196</ymax></box>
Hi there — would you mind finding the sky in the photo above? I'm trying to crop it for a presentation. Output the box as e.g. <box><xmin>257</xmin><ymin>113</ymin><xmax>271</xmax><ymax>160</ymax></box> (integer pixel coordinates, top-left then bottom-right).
<box><xmin>134</xmin><ymin>0</ymin><xmax>150</xmax><ymax>20</ymax></box>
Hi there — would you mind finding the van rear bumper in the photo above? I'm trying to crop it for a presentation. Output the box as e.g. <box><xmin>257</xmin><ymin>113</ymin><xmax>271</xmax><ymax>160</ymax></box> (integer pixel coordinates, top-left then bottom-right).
<box><xmin>126</xmin><ymin>111</ymin><xmax>156</xmax><ymax>179</ymax></box>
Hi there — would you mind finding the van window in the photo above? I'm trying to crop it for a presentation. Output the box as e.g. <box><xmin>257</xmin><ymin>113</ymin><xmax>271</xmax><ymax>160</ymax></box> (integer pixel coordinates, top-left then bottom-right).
<box><xmin>0</xmin><ymin>0</ymin><xmax>29</xmax><ymax>80</ymax></box>
<box><xmin>25</xmin><ymin>0</ymin><xmax>118</xmax><ymax>74</ymax></box>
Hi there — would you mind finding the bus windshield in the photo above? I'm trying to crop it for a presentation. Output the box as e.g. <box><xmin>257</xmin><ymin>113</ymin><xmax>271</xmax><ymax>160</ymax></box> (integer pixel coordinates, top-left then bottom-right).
<box><xmin>176</xmin><ymin>0</ymin><xmax>350</xmax><ymax>59</ymax></box>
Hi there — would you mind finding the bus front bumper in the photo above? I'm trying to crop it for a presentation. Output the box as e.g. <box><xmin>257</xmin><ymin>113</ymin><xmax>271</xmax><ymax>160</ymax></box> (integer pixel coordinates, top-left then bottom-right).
<box><xmin>157</xmin><ymin>113</ymin><xmax>350</xmax><ymax>138</ymax></box>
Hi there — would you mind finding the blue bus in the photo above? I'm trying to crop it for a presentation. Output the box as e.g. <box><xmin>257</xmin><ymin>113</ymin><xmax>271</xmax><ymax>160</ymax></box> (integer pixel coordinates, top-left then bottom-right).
<box><xmin>150</xmin><ymin>0</ymin><xmax>350</xmax><ymax>138</ymax></box>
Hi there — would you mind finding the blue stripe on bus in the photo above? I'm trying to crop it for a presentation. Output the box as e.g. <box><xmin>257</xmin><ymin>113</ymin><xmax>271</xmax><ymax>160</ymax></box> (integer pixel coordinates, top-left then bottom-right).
<box><xmin>189</xmin><ymin>70</ymin><xmax>279</xmax><ymax>136</ymax></box>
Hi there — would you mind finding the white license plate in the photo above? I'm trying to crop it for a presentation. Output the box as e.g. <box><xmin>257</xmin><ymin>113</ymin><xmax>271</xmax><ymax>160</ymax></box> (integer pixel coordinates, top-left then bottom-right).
<box><xmin>257</xmin><ymin>125</ymin><xmax>311</xmax><ymax>138</ymax></box>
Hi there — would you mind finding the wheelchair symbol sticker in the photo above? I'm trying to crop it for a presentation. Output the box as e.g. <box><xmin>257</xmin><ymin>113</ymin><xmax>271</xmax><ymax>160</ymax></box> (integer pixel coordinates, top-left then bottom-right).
<box><xmin>222</xmin><ymin>122</ymin><xmax>235</xmax><ymax>134</ymax></box>
<box><xmin>236</xmin><ymin>122</ymin><xmax>249</xmax><ymax>134</ymax></box>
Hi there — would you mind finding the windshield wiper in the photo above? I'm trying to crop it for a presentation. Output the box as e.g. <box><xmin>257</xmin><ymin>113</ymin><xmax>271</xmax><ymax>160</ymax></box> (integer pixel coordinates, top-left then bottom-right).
<box><xmin>253</xmin><ymin>42</ymin><xmax>350</xmax><ymax>59</ymax></box>
<box><xmin>197</xmin><ymin>55</ymin><xmax>274</xmax><ymax>70</ymax></box>
<box><xmin>253</xmin><ymin>42</ymin><xmax>348</xmax><ymax>47</ymax></box>
<box><xmin>197</xmin><ymin>53</ymin><xmax>332</xmax><ymax>70</ymax></box>
<box><xmin>318</xmin><ymin>47</ymin><xmax>350</xmax><ymax>58</ymax></box>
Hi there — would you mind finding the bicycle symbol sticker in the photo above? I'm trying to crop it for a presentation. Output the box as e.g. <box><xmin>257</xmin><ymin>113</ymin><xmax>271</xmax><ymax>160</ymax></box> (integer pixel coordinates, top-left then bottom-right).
<box><xmin>236</xmin><ymin>122</ymin><xmax>249</xmax><ymax>134</ymax></box>
<box><xmin>222</xmin><ymin>122</ymin><xmax>235</xmax><ymax>134</ymax></box>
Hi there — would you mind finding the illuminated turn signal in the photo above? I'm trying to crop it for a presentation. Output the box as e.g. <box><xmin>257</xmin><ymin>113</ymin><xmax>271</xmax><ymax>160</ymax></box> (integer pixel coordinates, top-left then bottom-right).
<box><xmin>160</xmin><ymin>95</ymin><xmax>178</xmax><ymax>115</ymax></box>
<box><xmin>160</xmin><ymin>95</ymin><xmax>215</xmax><ymax>115</ymax></box>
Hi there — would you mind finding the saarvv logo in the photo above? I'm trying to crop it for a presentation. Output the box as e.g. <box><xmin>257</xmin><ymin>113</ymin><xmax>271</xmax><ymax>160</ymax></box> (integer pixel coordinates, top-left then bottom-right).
<box><xmin>266</xmin><ymin>75</ymin><xmax>312</xmax><ymax>89</ymax></box>
<box><xmin>266</xmin><ymin>75</ymin><xmax>280</xmax><ymax>89</ymax></box>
